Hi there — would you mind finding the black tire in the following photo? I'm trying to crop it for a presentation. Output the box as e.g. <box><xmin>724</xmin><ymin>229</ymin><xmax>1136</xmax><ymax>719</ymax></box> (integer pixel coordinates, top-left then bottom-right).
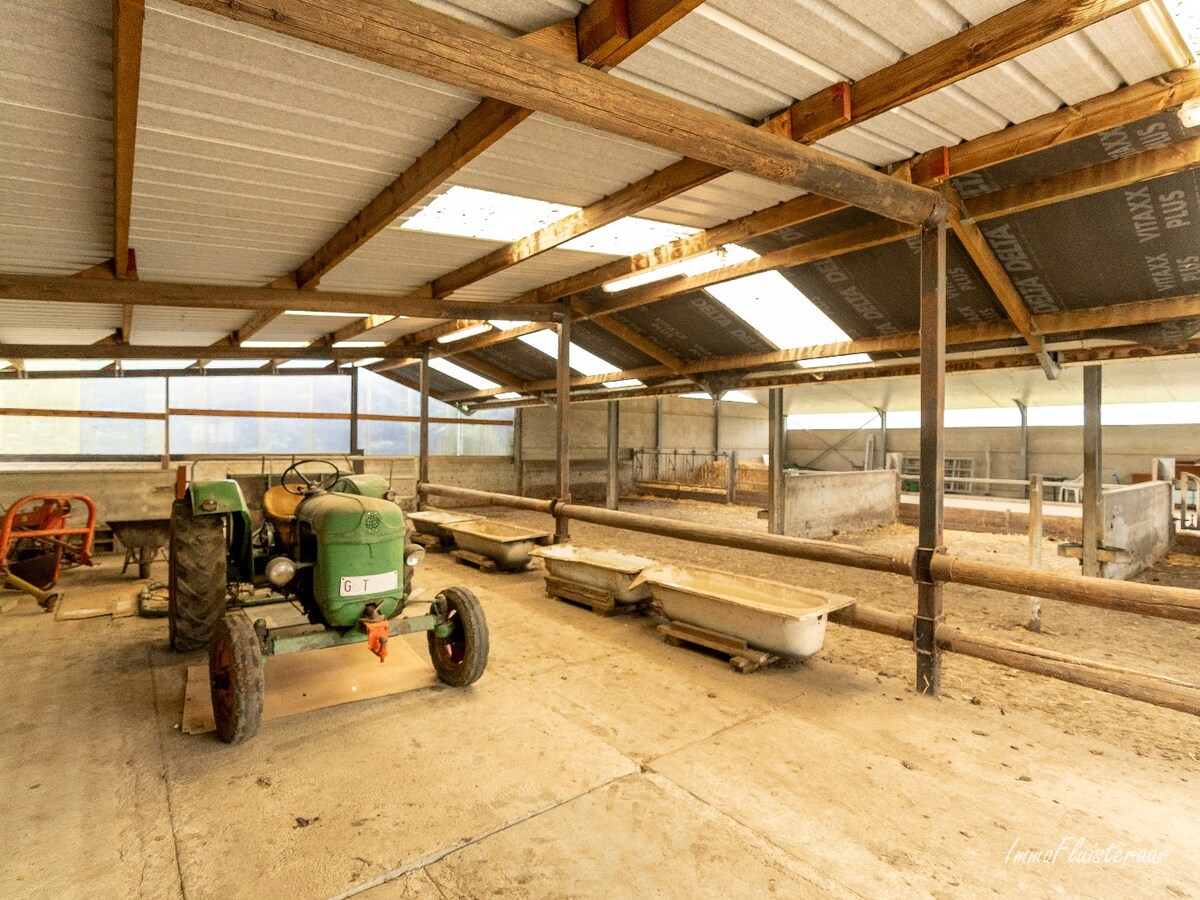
<box><xmin>209</xmin><ymin>611</ymin><xmax>264</xmax><ymax>744</ymax></box>
<box><xmin>168</xmin><ymin>498</ymin><xmax>227</xmax><ymax>651</ymax></box>
<box><xmin>427</xmin><ymin>587</ymin><xmax>489</xmax><ymax>687</ymax></box>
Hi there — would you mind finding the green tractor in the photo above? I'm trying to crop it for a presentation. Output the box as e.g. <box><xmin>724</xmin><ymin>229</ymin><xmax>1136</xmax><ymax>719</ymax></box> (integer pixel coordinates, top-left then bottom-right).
<box><xmin>169</xmin><ymin>459</ymin><xmax>488</xmax><ymax>743</ymax></box>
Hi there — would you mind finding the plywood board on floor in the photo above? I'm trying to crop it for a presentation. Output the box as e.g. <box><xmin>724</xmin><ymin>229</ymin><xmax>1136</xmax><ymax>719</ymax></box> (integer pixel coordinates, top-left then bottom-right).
<box><xmin>182</xmin><ymin>639</ymin><xmax>439</xmax><ymax>735</ymax></box>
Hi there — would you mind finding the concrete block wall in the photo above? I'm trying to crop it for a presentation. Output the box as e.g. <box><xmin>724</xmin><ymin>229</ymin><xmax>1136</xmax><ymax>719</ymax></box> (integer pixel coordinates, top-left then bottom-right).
<box><xmin>1102</xmin><ymin>481</ymin><xmax>1173</xmax><ymax>580</ymax></box>
<box><xmin>787</xmin><ymin>423</ymin><xmax>1200</xmax><ymax>486</ymax></box>
<box><xmin>783</xmin><ymin>469</ymin><xmax>899</xmax><ymax>538</ymax></box>
<box><xmin>0</xmin><ymin>468</ymin><xmax>177</xmax><ymax>525</ymax></box>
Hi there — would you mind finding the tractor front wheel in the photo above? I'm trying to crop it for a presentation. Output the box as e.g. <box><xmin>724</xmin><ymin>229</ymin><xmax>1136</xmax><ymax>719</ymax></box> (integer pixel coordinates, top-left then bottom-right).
<box><xmin>168</xmin><ymin>499</ymin><xmax>226</xmax><ymax>651</ymax></box>
<box><xmin>428</xmin><ymin>587</ymin><xmax>488</xmax><ymax>687</ymax></box>
<box><xmin>209</xmin><ymin>610</ymin><xmax>264</xmax><ymax>744</ymax></box>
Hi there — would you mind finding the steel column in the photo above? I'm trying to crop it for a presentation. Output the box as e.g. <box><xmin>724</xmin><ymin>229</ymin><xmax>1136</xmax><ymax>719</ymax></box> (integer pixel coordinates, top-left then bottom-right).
<box><xmin>513</xmin><ymin>407</ymin><xmax>524</xmax><ymax>497</ymax></box>
<box><xmin>555</xmin><ymin>306</ymin><xmax>572</xmax><ymax>543</ymax></box>
<box><xmin>418</xmin><ymin>350</ymin><xmax>430</xmax><ymax>511</ymax></box>
<box><xmin>606</xmin><ymin>400</ymin><xmax>619</xmax><ymax>510</ymax></box>
<box><xmin>654</xmin><ymin>397</ymin><xmax>663</xmax><ymax>482</ymax></box>
<box><xmin>876</xmin><ymin>407</ymin><xmax>887</xmax><ymax>470</ymax></box>
<box><xmin>1015</xmin><ymin>399</ymin><xmax>1028</xmax><ymax>498</ymax></box>
<box><xmin>1082</xmin><ymin>365</ymin><xmax>1103</xmax><ymax>577</ymax></box>
<box><xmin>712</xmin><ymin>395</ymin><xmax>722</xmax><ymax>454</ymax></box>
<box><xmin>349</xmin><ymin>366</ymin><xmax>361</xmax><ymax>468</ymax></box>
<box><xmin>915</xmin><ymin>217</ymin><xmax>947</xmax><ymax>696</ymax></box>
<box><xmin>1027</xmin><ymin>472</ymin><xmax>1044</xmax><ymax>631</ymax></box>
<box><xmin>162</xmin><ymin>376</ymin><xmax>171</xmax><ymax>470</ymax></box>
<box><xmin>768</xmin><ymin>388</ymin><xmax>785</xmax><ymax>535</ymax></box>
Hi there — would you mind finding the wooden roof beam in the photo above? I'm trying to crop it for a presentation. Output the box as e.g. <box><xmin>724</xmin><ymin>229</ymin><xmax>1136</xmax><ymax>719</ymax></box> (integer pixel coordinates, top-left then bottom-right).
<box><xmin>112</xmin><ymin>0</ymin><xmax>143</xmax><ymax>281</ymax></box>
<box><xmin>580</xmin><ymin>135</ymin><xmax>1200</xmax><ymax>319</ymax></box>
<box><xmin>439</xmin><ymin>290</ymin><xmax>1200</xmax><ymax>403</ymax></box>
<box><xmin>173</xmin><ymin>0</ymin><xmax>940</xmax><ymax>225</ymax></box>
<box><xmin>0</xmin><ymin>275</ymin><xmax>564</xmax><ymax>321</ymax></box>
<box><xmin>785</xmin><ymin>0</ymin><xmax>1145</xmax><ymax>140</ymax></box>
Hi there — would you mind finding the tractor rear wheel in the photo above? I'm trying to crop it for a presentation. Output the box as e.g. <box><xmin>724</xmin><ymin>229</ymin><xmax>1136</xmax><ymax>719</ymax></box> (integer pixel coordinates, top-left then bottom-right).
<box><xmin>209</xmin><ymin>610</ymin><xmax>264</xmax><ymax>744</ymax></box>
<box><xmin>428</xmin><ymin>587</ymin><xmax>488</xmax><ymax>687</ymax></box>
<box><xmin>168</xmin><ymin>499</ymin><xmax>227</xmax><ymax>651</ymax></box>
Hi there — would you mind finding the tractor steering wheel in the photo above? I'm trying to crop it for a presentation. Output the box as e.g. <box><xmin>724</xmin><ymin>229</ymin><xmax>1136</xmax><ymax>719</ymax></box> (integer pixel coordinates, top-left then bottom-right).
<box><xmin>280</xmin><ymin>460</ymin><xmax>341</xmax><ymax>496</ymax></box>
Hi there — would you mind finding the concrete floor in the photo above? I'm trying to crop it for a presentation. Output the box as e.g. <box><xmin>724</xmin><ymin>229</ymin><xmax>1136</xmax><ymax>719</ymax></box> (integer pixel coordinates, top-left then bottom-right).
<box><xmin>2</xmin><ymin>528</ymin><xmax>1198</xmax><ymax>899</ymax></box>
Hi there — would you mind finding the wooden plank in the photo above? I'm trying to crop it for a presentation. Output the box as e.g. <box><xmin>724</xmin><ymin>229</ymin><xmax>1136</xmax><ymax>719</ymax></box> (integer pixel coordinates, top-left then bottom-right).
<box><xmin>575</xmin><ymin>0</ymin><xmax>630</xmax><ymax>65</ymax></box>
<box><xmin>438</xmin><ymin>291</ymin><xmax>1200</xmax><ymax>402</ymax></box>
<box><xmin>0</xmin><ymin>274</ymin><xmax>563</xmax><ymax>321</ymax></box>
<box><xmin>173</xmin><ymin>0</ymin><xmax>941</xmax><ymax>226</ymax></box>
<box><xmin>500</xmin><ymin>67</ymin><xmax>1200</xmax><ymax>311</ymax></box>
<box><xmin>801</xmin><ymin>0</ymin><xmax>1145</xmax><ymax>137</ymax></box>
<box><xmin>968</xmin><ymin>134</ymin><xmax>1200</xmax><ymax>221</ymax></box>
<box><xmin>111</xmin><ymin>0</ymin><xmax>144</xmax><ymax>280</ymax></box>
<box><xmin>428</xmin><ymin>157</ymin><xmax>722</xmax><ymax>299</ymax></box>
<box><xmin>789</xmin><ymin>82</ymin><xmax>852</xmax><ymax>143</ymax></box>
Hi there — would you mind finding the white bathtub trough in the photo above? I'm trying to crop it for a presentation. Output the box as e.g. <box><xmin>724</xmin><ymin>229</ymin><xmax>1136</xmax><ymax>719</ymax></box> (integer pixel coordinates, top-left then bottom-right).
<box><xmin>444</xmin><ymin>519</ymin><xmax>552</xmax><ymax>570</ymax></box>
<box><xmin>634</xmin><ymin>565</ymin><xmax>856</xmax><ymax>659</ymax></box>
<box><xmin>530</xmin><ymin>544</ymin><xmax>657</xmax><ymax>604</ymax></box>
<box><xmin>406</xmin><ymin>509</ymin><xmax>484</xmax><ymax>544</ymax></box>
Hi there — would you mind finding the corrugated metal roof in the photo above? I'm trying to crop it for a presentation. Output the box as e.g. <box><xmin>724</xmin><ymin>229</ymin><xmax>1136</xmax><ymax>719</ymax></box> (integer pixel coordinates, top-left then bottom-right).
<box><xmin>0</xmin><ymin>300</ymin><xmax>119</xmax><ymax>345</ymax></box>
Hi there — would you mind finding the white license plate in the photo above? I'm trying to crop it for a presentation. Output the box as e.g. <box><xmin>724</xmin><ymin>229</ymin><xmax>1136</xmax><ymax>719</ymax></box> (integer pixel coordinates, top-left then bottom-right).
<box><xmin>339</xmin><ymin>570</ymin><xmax>398</xmax><ymax>597</ymax></box>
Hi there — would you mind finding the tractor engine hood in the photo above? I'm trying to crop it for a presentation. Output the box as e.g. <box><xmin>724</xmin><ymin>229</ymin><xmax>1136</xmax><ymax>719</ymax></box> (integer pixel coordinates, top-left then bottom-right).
<box><xmin>296</xmin><ymin>492</ymin><xmax>407</xmax><ymax>543</ymax></box>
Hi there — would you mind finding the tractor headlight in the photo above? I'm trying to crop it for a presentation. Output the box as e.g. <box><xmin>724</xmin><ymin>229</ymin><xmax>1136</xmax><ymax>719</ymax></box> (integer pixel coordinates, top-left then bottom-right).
<box><xmin>405</xmin><ymin>545</ymin><xmax>425</xmax><ymax>568</ymax></box>
<box><xmin>265</xmin><ymin>556</ymin><xmax>297</xmax><ymax>586</ymax></box>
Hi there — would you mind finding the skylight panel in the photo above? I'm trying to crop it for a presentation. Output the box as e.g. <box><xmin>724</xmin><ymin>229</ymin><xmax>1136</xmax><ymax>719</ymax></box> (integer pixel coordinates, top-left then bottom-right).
<box><xmin>604</xmin><ymin>379</ymin><xmax>644</xmax><ymax>389</ymax></box>
<box><xmin>284</xmin><ymin>309</ymin><xmax>369</xmax><ymax>318</ymax></box>
<box><xmin>680</xmin><ymin>390</ymin><xmax>758</xmax><ymax>404</ymax></box>
<box><xmin>241</xmin><ymin>341</ymin><xmax>312</xmax><ymax>349</ymax></box>
<box><xmin>707</xmin><ymin>271</ymin><xmax>853</xmax><ymax>350</ymax></box>
<box><xmin>1164</xmin><ymin>1</ymin><xmax>1199</xmax><ymax>58</ymax></box>
<box><xmin>277</xmin><ymin>359</ymin><xmax>332</xmax><ymax>369</ymax></box>
<box><xmin>428</xmin><ymin>357</ymin><xmax>500</xmax><ymax>391</ymax></box>
<box><xmin>518</xmin><ymin>331</ymin><xmax>622</xmax><ymax>377</ymax></box>
<box><xmin>798</xmin><ymin>353</ymin><xmax>873</xmax><ymax>369</ymax></box>
<box><xmin>402</xmin><ymin>186</ymin><xmax>578</xmax><ymax>242</ymax></box>
<box><xmin>332</xmin><ymin>341</ymin><xmax>386</xmax><ymax>348</ymax></box>
<box><xmin>561</xmin><ymin>218</ymin><xmax>697</xmax><ymax>256</ymax></box>
<box><xmin>23</xmin><ymin>359</ymin><xmax>114</xmax><ymax>372</ymax></box>
<box><xmin>603</xmin><ymin>244</ymin><xmax>759</xmax><ymax>292</ymax></box>
<box><xmin>488</xmin><ymin>320</ymin><xmax>532</xmax><ymax>331</ymax></box>
<box><xmin>120</xmin><ymin>359</ymin><xmax>197</xmax><ymax>371</ymax></box>
<box><xmin>204</xmin><ymin>360</ymin><xmax>270</xmax><ymax>370</ymax></box>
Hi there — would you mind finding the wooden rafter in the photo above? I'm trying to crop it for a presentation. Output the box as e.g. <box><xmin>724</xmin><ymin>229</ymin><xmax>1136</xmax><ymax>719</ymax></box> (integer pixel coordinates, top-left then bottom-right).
<box><xmin>111</xmin><ymin>0</ymin><xmax>144</xmax><ymax>345</ymax></box>
<box><xmin>435</xmin><ymin>291</ymin><xmax>1200</xmax><ymax>403</ymax></box>
<box><xmin>173</xmin><ymin>0</ymin><xmax>940</xmax><ymax>224</ymax></box>
<box><xmin>0</xmin><ymin>275</ymin><xmax>562</xmax><ymax>321</ymax></box>
<box><xmin>783</xmin><ymin>0</ymin><xmax>1144</xmax><ymax>140</ymax></box>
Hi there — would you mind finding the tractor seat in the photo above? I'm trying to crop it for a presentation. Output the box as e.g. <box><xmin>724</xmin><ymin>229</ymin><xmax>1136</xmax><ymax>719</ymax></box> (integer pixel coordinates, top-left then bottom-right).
<box><xmin>262</xmin><ymin>485</ymin><xmax>304</xmax><ymax>548</ymax></box>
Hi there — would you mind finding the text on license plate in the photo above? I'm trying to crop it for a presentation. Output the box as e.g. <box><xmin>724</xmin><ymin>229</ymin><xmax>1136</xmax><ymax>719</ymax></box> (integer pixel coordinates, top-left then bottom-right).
<box><xmin>339</xmin><ymin>570</ymin><xmax>399</xmax><ymax>597</ymax></box>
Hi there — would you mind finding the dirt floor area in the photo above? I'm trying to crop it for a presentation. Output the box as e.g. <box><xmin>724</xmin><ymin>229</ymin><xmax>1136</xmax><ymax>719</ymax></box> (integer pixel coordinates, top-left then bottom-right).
<box><xmin>2</xmin><ymin>496</ymin><xmax>1198</xmax><ymax>898</ymax></box>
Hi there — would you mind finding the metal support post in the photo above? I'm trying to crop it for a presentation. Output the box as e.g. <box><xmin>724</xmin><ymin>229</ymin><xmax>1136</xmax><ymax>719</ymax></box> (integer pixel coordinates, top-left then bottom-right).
<box><xmin>162</xmin><ymin>376</ymin><xmax>171</xmax><ymax>470</ymax></box>
<box><xmin>726</xmin><ymin>449</ymin><xmax>737</xmax><ymax>503</ymax></box>
<box><xmin>1015</xmin><ymin>399</ymin><xmax>1028</xmax><ymax>498</ymax></box>
<box><xmin>349</xmin><ymin>366</ymin><xmax>363</xmax><ymax>471</ymax></box>
<box><xmin>712</xmin><ymin>395</ymin><xmax>722</xmax><ymax>454</ymax></box>
<box><xmin>768</xmin><ymin>388</ymin><xmax>785</xmax><ymax>535</ymax></box>
<box><xmin>876</xmin><ymin>407</ymin><xmax>887</xmax><ymax>470</ymax></box>
<box><xmin>654</xmin><ymin>397</ymin><xmax>663</xmax><ymax>482</ymax></box>
<box><xmin>418</xmin><ymin>351</ymin><xmax>430</xmax><ymax>511</ymax></box>
<box><xmin>606</xmin><ymin>400</ymin><xmax>619</xmax><ymax>510</ymax></box>
<box><xmin>513</xmin><ymin>407</ymin><xmax>524</xmax><ymax>497</ymax></box>
<box><xmin>1082</xmin><ymin>365</ymin><xmax>1102</xmax><ymax>577</ymax></box>
<box><xmin>555</xmin><ymin>306</ymin><xmax>572</xmax><ymax>543</ymax></box>
<box><xmin>914</xmin><ymin>216</ymin><xmax>947</xmax><ymax>696</ymax></box>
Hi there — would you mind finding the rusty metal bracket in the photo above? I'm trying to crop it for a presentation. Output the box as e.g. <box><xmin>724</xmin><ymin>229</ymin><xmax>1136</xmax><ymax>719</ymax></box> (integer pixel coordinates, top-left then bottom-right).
<box><xmin>911</xmin><ymin>546</ymin><xmax>944</xmax><ymax>585</ymax></box>
<box><xmin>912</xmin><ymin>612</ymin><xmax>945</xmax><ymax>654</ymax></box>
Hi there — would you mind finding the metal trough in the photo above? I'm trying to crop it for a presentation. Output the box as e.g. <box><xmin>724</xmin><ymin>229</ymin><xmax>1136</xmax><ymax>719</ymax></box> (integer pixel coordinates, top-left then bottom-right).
<box><xmin>633</xmin><ymin>565</ymin><xmax>856</xmax><ymax>659</ymax></box>
<box><xmin>530</xmin><ymin>544</ymin><xmax>657</xmax><ymax>604</ymax></box>
<box><xmin>406</xmin><ymin>509</ymin><xmax>484</xmax><ymax>544</ymax></box>
<box><xmin>444</xmin><ymin>519</ymin><xmax>551</xmax><ymax>570</ymax></box>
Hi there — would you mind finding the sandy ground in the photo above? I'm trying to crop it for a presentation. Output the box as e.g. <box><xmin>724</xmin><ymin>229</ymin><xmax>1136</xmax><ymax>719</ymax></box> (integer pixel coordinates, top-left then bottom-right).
<box><xmin>1</xmin><ymin>497</ymin><xmax>1198</xmax><ymax>899</ymax></box>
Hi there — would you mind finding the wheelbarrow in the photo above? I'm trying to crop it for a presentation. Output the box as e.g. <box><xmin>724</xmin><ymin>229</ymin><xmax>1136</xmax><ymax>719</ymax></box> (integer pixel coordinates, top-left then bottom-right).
<box><xmin>107</xmin><ymin>518</ymin><xmax>171</xmax><ymax>579</ymax></box>
<box><xmin>1</xmin><ymin>494</ymin><xmax>97</xmax><ymax>609</ymax></box>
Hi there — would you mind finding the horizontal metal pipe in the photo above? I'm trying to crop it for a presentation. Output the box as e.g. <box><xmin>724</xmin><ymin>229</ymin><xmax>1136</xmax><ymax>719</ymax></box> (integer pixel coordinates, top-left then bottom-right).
<box><xmin>830</xmin><ymin>604</ymin><xmax>1200</xmax><ymax>717</ymax></box>
<box><xmin>421</xmin><ymin>483</ymin><xmax>1200</xmax><ymax>625</ymax></box>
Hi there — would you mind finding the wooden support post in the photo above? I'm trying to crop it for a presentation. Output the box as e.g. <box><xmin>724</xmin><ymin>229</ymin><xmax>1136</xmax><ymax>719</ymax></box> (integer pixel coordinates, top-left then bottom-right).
<box><xmin>726</xmin><ymin>449</ymin><xmax>738</xmax><ymax>504</ymax></box>
<box><xmin>768</xmin><ymin>388</ymin><xmax>785</xmax><ymax>535</ymax></box>
<box><xmin>418</xmin><ymin>351</ymin><xmax>430</xmax><ymax>511</ymax></box>
<box><xmin>915</xmin><ymin>216</ymin><xmax>947</xmax><ymax>696</ymax></box>
<box><xmin>1015</xmin><ymin>399</ymin><xmax>1029</xmax><ymax>498</ymax></box>
<box><xmin>555</xmin><ymin>307</ymin><xmax>572</xmax><ymax>543</ymax></box>
<box><xmin>514</xmin><ymin>407</ymin><xmax>524</xmax><ymax>497</ymax></box>
<box><xmin>606</xmin><ymin>400</ymin><xmax>619</xmax><ymax>510</ymax></box>
<box><xmin>1027</xmin><ymin>472</ymin><xmax>1044</xmax><ymax>632</ymax></box>
<box><xmin>1083</xmin><ymin>365</ymin><xmax>1103</xmax><ymax>577</ymax></box>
